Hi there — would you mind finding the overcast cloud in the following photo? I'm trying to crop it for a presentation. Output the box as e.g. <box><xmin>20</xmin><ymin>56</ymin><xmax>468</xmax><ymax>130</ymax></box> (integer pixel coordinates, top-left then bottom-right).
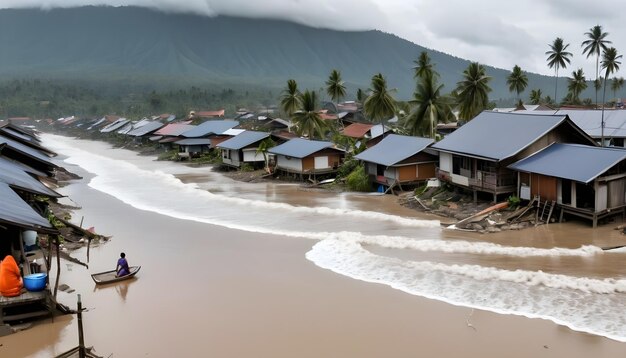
<box><xmin>0</xmin><ymin>0</ymin><xmax>623</xmax><ymax>77</ymax></box>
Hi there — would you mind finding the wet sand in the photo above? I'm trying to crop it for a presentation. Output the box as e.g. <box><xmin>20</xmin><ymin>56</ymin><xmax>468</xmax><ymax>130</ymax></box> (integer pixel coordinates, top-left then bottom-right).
<box><xmin>1</xmin><ymin>173</ymin><xmax>625</xmax><ymax>357</ymax></box>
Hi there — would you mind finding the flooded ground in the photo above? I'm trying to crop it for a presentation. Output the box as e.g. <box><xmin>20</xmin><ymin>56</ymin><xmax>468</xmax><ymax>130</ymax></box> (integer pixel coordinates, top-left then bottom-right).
<box><xmin>1</xmin><ymin>134</ymin><xmax>625</xmax><ymax>357</ymax></box>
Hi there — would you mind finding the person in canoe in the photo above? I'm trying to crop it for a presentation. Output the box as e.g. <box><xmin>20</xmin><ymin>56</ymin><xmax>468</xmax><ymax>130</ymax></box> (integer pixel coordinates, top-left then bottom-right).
<box><xmin>0</xmin><ymin>255</ymin><xmax>24</xmax><ymax>297</ymax></box>
<box><xmin>116</xmin><ymin>252</ymin><xmax>130</xmax><ymax>277</ymax></box>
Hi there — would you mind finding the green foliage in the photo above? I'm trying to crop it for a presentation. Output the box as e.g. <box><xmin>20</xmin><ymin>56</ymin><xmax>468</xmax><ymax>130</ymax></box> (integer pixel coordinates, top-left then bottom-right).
<box><xmin>240</xmin><ymin>163</ymin><xmax>254</xmax><ymax>172</ymax></box>
<box><xmin>157</xmin><ymin>149</ymin><xmax>179</xmax><ymax>161</ymax></box>
<box><xmin>337</xmin><ymin>158</ymin><xmax>360</xmax><ymax>178</ymax></box>
<box><xmin>346</xmin><ymin>164</ymin><xmax>371</xmax><ymax>192</ymax></box>
<box><xmin>455</xmin><ymin>62</ymin><xmax>492</xmax><ymax>120</ymax></box>
<box><xmin>364</xmin><ymin>73</ymin><xmax>397</xmax><ymax>123</ymax></box>
<box><xmin>404</xmin><ymin>71</ymin><xmax>454</xmax><ymax>137</ymax></box>
<box><xmin>507</xmin><ymin>195</ymin><xmax>521</xmax><ymax>209</ymax></box>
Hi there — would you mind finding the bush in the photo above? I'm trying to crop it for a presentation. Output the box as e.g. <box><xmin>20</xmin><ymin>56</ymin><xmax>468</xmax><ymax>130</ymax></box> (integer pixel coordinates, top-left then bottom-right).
<box><xmin>240</xmin><ymin>163</ymin><xmax>254</xmax><ymax>172</ymax></box>
<box><xmin>507</xmin><ymin>195</ymin><xmax>521</xmax><ymax>209</ymax></box>
<box><xmin>337</xmin><ymin>158</ymin><xmax>359</xmax><ymax>178</ymax></box>
<box><xmin>346</xmin><ymin>164</ymin><xmax>371</xmax><ymax>192</ymax></box>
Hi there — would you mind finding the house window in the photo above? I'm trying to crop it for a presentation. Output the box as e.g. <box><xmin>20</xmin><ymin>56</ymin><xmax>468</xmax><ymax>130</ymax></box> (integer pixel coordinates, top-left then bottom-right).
<box><xmin>452</xmin><ymin>155</ymin><xmax>473</xmax><ymax>178</ymax></box>
<box><xmin>223</xmin><ymin>150</ymin><xmax>231</xmax><ymax>159</ymax></box>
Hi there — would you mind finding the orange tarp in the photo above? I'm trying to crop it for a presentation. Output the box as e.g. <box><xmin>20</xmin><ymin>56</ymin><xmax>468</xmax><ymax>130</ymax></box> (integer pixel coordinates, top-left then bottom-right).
<box><xmin>0</xmin><ymin>255</ymin><xmax>23</xmax><ymax>297</ymax></box>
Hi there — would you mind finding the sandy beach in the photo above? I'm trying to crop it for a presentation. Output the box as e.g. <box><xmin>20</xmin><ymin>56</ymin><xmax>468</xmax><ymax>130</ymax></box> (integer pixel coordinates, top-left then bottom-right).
<box><xmin>1</xmin><ymin>135</ymin><xmax>626</xmax><ymax>357</ymax></box>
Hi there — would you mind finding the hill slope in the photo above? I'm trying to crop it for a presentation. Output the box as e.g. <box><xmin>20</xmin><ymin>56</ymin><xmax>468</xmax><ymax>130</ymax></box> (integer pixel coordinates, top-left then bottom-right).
<box><xmin>0</xmin><ymin>6</ymin><xmax>564</xmax><ymax>100</ymax></box>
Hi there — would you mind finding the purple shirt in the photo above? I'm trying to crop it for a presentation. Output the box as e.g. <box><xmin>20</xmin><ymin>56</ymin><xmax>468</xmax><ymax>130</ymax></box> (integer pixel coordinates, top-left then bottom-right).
<box><xmin>117</xmin><ymin>257</ymin><xmax>130</xmax><ymax>276</ymax></box>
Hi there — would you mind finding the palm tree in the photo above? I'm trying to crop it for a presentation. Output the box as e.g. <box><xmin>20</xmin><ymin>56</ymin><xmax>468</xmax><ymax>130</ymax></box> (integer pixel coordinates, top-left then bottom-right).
<box><xmin>363</xmin><ymin>73</ymin><xmax>397</xmax><ymax>125</ymax></box>
<box><xmin>600</xmin><ymin>47</ymin><xmax>622</xmax><ymax>146</ymax></box>
<box><xmin>611</xmin><ymin>77</ymin><xmax>625</xmax><ymax>99</ymax></box>
<box><xmin>529</xmin><ymin>89</ymin><xmax>543</xmax><ymax>105</ymax></box>
<box><xmin>325</xmin><ymin>69</ymin><xmax>346</xmax><ymax>105</ymax></box>
<box><xmin>567</xmin><ymin>68</ymin><xmax>588</xmax><ymax>103</ymax></box>
<box><xmin>404</xmin><ymin>72</ymin><xmax>454</xmax><ymax>138</ymax></box>
<box><xmin>356</xmin><ymin>88</ymin><xmax>366</xmax><ymax>104</ymax></box>
<box><xmin>280</xmin><ymin>79</ymin><xmax>301</xmax><ymax>116</ymax></box>
<box><xmin>292</xmin><ymin>90</ymin><xmax>328</xmax><ymax>140</ymax></box>
<box><xmin>413</xmin><ymin>51</ymin><xmax>437</xmax><ymax>79</ymax></box>
<box><xmin>455</xmin><ymin>62</ymin><xmax>492</xmax><ymax>120</ymax></box>
<box><xmin>546</xmin><ymin>38</ymin><xmax>573</xmax><ymax>104</ymax></box>
<box><xmin>582</xmin><ymin>25</ymin><xmax>611</xmax><ymax>107</ymax></box>
<box><xmin>255</xmin><ymin>137</ymin><xmax>276</xmax><ymax>173</ymax></box>
<box><xmin>506</xmin><ymin>65</ymin><xmax>528</xmax><ymax>101</ymax></box>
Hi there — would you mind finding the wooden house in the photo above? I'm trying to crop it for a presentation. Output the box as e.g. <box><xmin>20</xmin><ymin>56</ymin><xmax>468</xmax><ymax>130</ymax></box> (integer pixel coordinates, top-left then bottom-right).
<box><xmin>509</xmin><ymin>143</ymin><xmax>626</xmax><ymax>227</ymax></box>
<box><xmin>177</xmin><ymin>120</ymin><xmax>240</xmax><ymax>159</ymax></box>
<box><xmin>354</xmin><ymin>134</ymin><xmax>437</xmax><ymax>193</ymax></box>
<box><xmin>341</xmin><ymin>123</ymin><xmax>390</xmax><ymax>148</ymax></box>
<box><xmin>217</xmin><ymin>131</ymin><xmax>274</xmax><ymax>169</ymax></box>
<box><xmin>431</xmin><ymin>111</ymin><xmax>596</xmax><ymax>202</ymax></box>
<box><xmin>268</xmin><ymin>138</ymin><xmax>345</xmax><ymax>178</ymax></box>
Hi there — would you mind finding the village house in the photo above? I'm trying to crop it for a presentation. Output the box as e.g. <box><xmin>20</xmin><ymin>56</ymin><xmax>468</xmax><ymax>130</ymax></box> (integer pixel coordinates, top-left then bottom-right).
<box><xmin>341</xmin><ymin>123</ymin><xmax>390</xmax><ymax>148</ymax></box>
<box><xmin>217</xmin><ymin>131</ymin><xmax>278</xmax><ymax>169</ymax></box>
<box><xmin>354</xmin><ymin>134</ymin><xmax>437</xmax><ymax>193</ymax></box>
<box><xmin>268</xmin><ymin>138</ymin><xmax>345</xmax><ymax>179</ymax></box>
<box><xmin>177</xmin><ymin>120</ymin><xmax>240</xmax><ymax>159</ymax></box>
<box><xmin>149</xmin><ymin>122</ymin><xmax>195</xmax><ymax>148</ymax></box>
<box><xmin>431</xmin><ymin>111</ymin><xmax>596</xmax><ymax>202</ymax></box>
<box><xmin>509</xmin><ymin>143</ymin><xmax>626</xmax><ymax>227</ymax></box>
<box><xmin>125</xmin><ymin>121</ymin><xmax>166</xmax><ymax>143</ymax></box>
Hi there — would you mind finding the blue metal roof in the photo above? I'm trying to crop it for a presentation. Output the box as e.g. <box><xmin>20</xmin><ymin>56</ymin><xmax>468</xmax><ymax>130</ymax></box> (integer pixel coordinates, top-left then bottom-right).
<box><xmin>217</xmin><ymin>131</ymin><xmax>269</xmax><ymax>150</ymax></box>
<box><xmin>355</xmin><ymin>134</ymin><xmax>434</xmax><ymax>166</ymax></box>
<box><xmin>269</xmin><ymin>138</ymin><xmax>338</xmax><ymax>158</ymax></box>
<box><xmin>181</xmin><ymin>120</ymin><xmax>239</xmax><ymax>138</ymax></box>
<box><xmin>0</xmin><ymin>182</ymin><xmax>53</xmax><ymax>230</ymax></box>
<box><xmin>0</xmin><ymin>156</ymin><xmax>60</xmax><ymax>197</ymax></box>
<box><xmin>0</xmin><ymin>134</ymin><xmax>57</xmax><ymax>168</ymax></box>
<box><xmin>174</xmin><ymin>138</ymin><xmax>212</xmax><ymax>146</ymax></box>
<box><xmin>509</xmin><ymin>143</ymin><xmax>626</xmax><ymax>183</ymax></box>
<box><xmin>100</xmin><ymin>118</ymin><xmax>129</xmax><ymax>133</ymax></box>
<box><xmin>126</xmin><ymin>121</ymin><xmax>165</xmax><ymax>137</ymax></box>
<box><xmin>431</xmin><ymin>111</ymin><xmax>575</xmax><ymax>161</ymax></box>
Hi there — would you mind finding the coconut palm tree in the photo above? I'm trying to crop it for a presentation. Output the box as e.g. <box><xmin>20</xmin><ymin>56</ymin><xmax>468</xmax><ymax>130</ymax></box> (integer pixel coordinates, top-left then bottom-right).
<box><xmin>455</xmin><ymin>62</ymin><xmax>492</xmax><ymax>121</ymax></box>
<box><xmin>506</xmin><ymin>65</ymin><xmax>528</xmax><ymax>101</ymax></box>
<box><xmin>582</xmin><ymin>25</ymin><xmax>611</xmax><ymax>107</ymax></box>
<box><xmin>600</xmin><ymin>47</ymin><xmax>622</xmax><ymax>146</ymax></box>
<box><xmin>529</xmin><ymin>89</ymin><xmax>543</xmax><ymax>105</ymax></box>
<box><xmin>255</xmin><ymin>137</ymin><xmax>276</xmax><ymax>173</ymax></box>
<box><xmin>567</xmin><ymin>68</ymin><xmax>588</xmax><ymax>104</ymax></box>
<box><xmin>363</xmin><ymin>73</ymin><xmax>397</xmax><ymax>124</ymax></box>
<box><xmin>280</xmin><ymin>79</ymin><xmax>301</xmax><ymax>117</ymax></box>
<box><xmin>292</xmin><ymin>90</ymin><xmax>328</xmax><ymax>140</ymax></box>
<box><xmin>546</xmin><ymin>37</ymin><xmax>573</xmax><ymax>104</ymax></box>
<box><xmin>356</xmin><ymin>88</ymin><xmax>366</xmax><ymax>104</ymax></box>
<box><xmin>611</xmin><ymin>77</ymin><xmax>624</xmax><ymax>100</ymax></box>
<box><xmin>325</xmin><ymin>69</ymin><xmax>346</xmax><ymax>105</ymax></box>
<box><xmin>413</xmin><ymin>51</ymin><xmax>438</xmax><ymax>80</ymax></box>
<box><xmin>404</xmin><ymin>72</ymin><xmax>454</xmax><ymax>138</ymax></box>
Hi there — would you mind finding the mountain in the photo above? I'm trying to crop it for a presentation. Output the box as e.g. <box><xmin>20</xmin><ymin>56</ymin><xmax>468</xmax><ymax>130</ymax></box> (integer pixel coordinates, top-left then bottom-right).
<box><xmin>0</xmin><ymin>6</ymin><xmax>567</xmax><ymax>101</ymax></box>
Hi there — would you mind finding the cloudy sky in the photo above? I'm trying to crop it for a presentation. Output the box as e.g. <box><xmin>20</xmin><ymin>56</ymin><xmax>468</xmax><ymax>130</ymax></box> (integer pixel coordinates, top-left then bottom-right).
<box><xmin>1</xmin><ymin>0</ymin><xmax>623</xmax><ymax>78</ymax></box>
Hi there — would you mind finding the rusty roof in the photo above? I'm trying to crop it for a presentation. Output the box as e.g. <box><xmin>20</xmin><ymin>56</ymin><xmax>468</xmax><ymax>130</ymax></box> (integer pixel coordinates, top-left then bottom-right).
<box><xmin>154</xmin><ymin>123</ymin><xmax>196</xmax><ymax>136</ymax></box>
<box><xmin>341</xmin><ymin>123</ymin><xmax>374</xmax><ymax>138</ymax></box>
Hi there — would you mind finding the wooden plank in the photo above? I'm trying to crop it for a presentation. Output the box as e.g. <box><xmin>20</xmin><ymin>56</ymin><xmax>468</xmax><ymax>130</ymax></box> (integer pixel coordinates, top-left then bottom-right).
<box><xmin>2</xmin><ymin>310</ymin><xmax>50</xmax><ymax>322</ymax></box>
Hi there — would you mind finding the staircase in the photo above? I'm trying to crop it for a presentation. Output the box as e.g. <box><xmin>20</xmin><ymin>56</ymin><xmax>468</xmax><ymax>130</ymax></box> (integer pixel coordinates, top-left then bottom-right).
<box><xmin>536</xmin><ymin>197</ymin><xmax>556</xmax><ymax>225</ymax></box>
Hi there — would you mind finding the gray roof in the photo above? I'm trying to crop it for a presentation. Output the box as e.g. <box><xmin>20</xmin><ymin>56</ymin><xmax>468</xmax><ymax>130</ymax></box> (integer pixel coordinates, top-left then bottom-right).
<box><xmin>126</xmin><ymin>121</ymin><xmax>165</xmax><ymax>137</ymax></box>
<box><xmin>217</xmin><ymin>131</ymin><xmax>269</xmax><ymax>150</ymax></box>
<box><xmin>100</xmin><ymin>118</ymin><xmax>129</xmax><ymax>133</ymax></box>
<box><xmin>174</xmin><ymin>138</ymin><xmax>212</xmax><ymax>146</ymax></box>
<box><xmin>181</xmin><ymin>120</ymin><xmax>239</xmax><ymax>138</ymax></box>
<box><xmin>509</xmin><ymin>143</ymin><xmax>626</xmax><ymax>183</ymax></box>
<box><xmin>0</xmin><ymin>126</ymin><xmax>55</xmax><ymax>155</ymax></box>
<box><xmin>431</xmin><ymin>111</ymin><xmax>574</xmax><ymax>161</ymax></box>
<box><xmin>269</xmin><ymin>138</ymin><xmax>339</xmax><ymax>158</ymax></box>
<box><xmin>0</xmin><ymin>182</ymin><xmax>53</xmax><ymax>230</ymax></box>
<box><xmin>355</xmin><ymin>134</ymin><xmax>434</xmax><ymax>166</ymax></box>
<box><xmin>556</xmin><ymin>109</ymin><xmax>626</xmax><ymax>138</ymax></box>
<box><xmin>0</xmin><ymin>156</ymin><xmax>60</xmax><ymax>197</ymax></box>
<box><xmin>0</xmin><ymin>134</ymin><xmax>57</xmax><ymax>168</ymax></box>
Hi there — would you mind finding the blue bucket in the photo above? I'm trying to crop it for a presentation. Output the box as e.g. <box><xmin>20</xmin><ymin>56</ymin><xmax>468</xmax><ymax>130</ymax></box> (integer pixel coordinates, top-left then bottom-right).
<box><xmin>23</xmin><ymin>273</ymin><xmax>47</xmax><ymax>292</ymax></box>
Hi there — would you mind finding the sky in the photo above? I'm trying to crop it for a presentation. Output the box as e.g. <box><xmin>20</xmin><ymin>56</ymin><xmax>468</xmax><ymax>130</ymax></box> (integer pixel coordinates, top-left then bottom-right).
<box><xmin>0</xmin><ymin>0</ymin><xmax>624</xmax><ymax>78</ymax></box>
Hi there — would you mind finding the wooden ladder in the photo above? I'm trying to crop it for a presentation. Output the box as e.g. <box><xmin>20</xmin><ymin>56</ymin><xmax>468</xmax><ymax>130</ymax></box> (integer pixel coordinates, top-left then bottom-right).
<box><xmin>538</xmin><ymin>199</ymin><xmax>556</xmax><ymax>224</ymax></box>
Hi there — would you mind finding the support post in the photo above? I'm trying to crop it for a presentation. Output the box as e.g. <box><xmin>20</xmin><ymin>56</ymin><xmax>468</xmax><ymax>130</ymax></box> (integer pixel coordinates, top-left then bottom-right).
<box><xmin>54</xmin><ymin>236</ymin><xmax>61</xmax><ymax>301</ymax></box>
<box><xmin>77</xmin><ymin>294</ymin><xmax>86</xmax><ymax>358</ymax></box>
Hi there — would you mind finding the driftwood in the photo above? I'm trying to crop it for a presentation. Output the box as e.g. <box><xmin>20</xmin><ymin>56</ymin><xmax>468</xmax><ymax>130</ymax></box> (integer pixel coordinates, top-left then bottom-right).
<box><xmin>454</xmin><ymin>202</ymin><xmax>508</xmax><ymax>227</ymax></box>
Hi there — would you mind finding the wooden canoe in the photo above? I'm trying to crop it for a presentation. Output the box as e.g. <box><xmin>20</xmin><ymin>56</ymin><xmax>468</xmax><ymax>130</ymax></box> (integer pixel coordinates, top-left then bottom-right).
<box><xmin>91</xmin><ymin>266</ymin><xmax>141</xmax><ymax>284</ymax></box>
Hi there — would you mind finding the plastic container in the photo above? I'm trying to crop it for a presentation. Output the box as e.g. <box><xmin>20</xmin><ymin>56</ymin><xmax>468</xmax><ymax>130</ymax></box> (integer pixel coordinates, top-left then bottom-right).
<box><xmin>22</xmin><ymin>230</ymin><xmax>37</xmax><ymax>246</ymax></box>
<box><xmin>23</xmin><ymin>273</ymin><xmax>47</xmax><ymax>292</ymax></box>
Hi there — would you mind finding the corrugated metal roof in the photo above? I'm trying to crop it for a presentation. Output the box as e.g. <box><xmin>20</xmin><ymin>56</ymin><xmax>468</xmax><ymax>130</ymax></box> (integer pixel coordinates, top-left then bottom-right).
<box><xmin>175</xmin><ymin>138</ymin><xmax>212</xmax><ymax>146</ymax></box>
<box><xmin>370</xmin><ymin>124</ymin><xmax>389</xmax><ymax>139</ymax></box>
<box><xmin>0</xmin><ymin>134</ymin><xmax>57</xmax><ymax>167</ymax></box>
<box><xmin>269</xmin><ymin>138</ymin><xmax>338</xmax><ymax>158</ymax></box>
<box><xmin>509</xmin><ymin>143</ymin><xmax>626</xmax><ymax>183</ymax></box>
<box><xmin>100</xmin><ymin>118</ymin><xmax>129</xmax><ymax>133</ymax></box>
<box><xmin>217</xmin><ymin>131</ymin><xmax>270</xmax><ymax>150</ymax></box>
<box><xmin>355</xmin><ymin>134</ymin><xmax>434</xmax><ymax>166</ymax></box>
<box><xmin>342</xmin><ymin>123</ymin><xmax>373</xmax><ymax>138</ymax></box>
<box><xmin>181</xmin><ymin>120</ymin><xmax>239</xmax><ymax>138</ymax></box>
<box><xmin>153</xmin><ymin>123</ymin><xmax>196</xmax><ymax>136</ymax></box>
<box><xmin>431</xmin><ymin>111</ymin><xmax>570</xmax><ymax>161</ymax></box>
<box><xmin>222</xmin><ymin>128</ymin><xmax>245</xmax><ymax>136</ymax></box>
<box><xmin>0</xmin><ymin>182</ymin><xmax>53</xmax><ymax>230</ymax></box>
<box><xmin>0</xmin><ymin>126</ymin><xmax>55</xmax><ymax>155</ymax></box>
<box><xmin>126</xmin><ymin>121</ymin><xmax>165</xmax><ymax>137</ymax></box>
<box><xmin>557</xmin><ymin>109</ymin><xmax>626</xmax><ymax>138</ymax></box>
<box><xmin>0</xmin><ymin>156</ymin><xmax>60</xmax><ymax>197</ymax></box>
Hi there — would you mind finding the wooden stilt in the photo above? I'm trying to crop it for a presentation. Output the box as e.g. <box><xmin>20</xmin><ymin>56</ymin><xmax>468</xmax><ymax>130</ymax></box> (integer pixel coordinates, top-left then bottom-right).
<box><xmin>54</xmin><ymin>236</ymin><xmax>60</xmax><ymax>301</ymax></box>
<box><xmin>77</xmin><ymin>294</ymin><xmax>86</xmax><ymax>358</ymax></box>
<box><xmin>18</xmin><ymin>232</ymin><xmax>31</xmax><ymax>276</ymax></box>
